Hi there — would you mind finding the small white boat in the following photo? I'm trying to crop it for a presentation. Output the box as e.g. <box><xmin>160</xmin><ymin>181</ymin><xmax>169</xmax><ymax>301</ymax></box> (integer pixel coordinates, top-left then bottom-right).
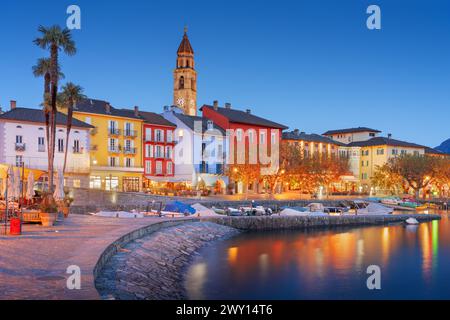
<box><xmin>353</xmin><ymin>201</ymin><xmax>394</xmax><ymax>215</ymax></box>
<box><xmin>405</xmin><ymin>217</ymin><xmax>419</xmax><ymax>225</ymax></box>
<box><xmin>380</xmin><ymin>198</ymin><xmax>400</xmax><ymax>205</ymax></box>
<box><xmin>276</xmin><ymin>207</ymin><xmax>328</xmax><ymax>217</ymax></box>
<box><xmin>90</xmin><ymin>211</ymin><xmax>144</xmax><ymax>218</ymax></box>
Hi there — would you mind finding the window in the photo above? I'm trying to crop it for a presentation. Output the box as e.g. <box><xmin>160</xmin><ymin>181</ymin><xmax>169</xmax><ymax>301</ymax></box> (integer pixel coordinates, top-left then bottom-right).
<box><xmin>125</xmin><ymin>158</ymin><xmax>132</xmax><ymax>168</ymax></box>
<box><xmin>125</xmin><ymin>139</ymin><xmax>132</xmax><ymax>151</ymax></box>
<box><xmin>109</xmin><ymin>120</ymin><xmax>118</xmax><ymax>134</ymax></box>
<box><xmin>16</xmin><ymin>135</ymin><xmax>23</xmax><ymax>144</ymax></box>
<box><xmin>248</xmin><ymin>130</ymin><xmax>255</xmax><ymax>143</ymax></box>
<box><xmin>89</xmin><ymin>176</ymin><xmax>101</xmax><ymax>189</ymax></box>
<box><xmin>15</xmin><ymin>155</ymin><xmax>23</xmax><ymax>167</ymax></box>
<box><xmin>218</xmin><ymin>144</ymin><xmax>223</xmax><ymax>159</ymax></box>
<box><xmin>167</xmin><ymin>130</ymin><xmax>173</xmax><ymax>143</ymax></box>
<box><xmin>145</xmin><ymin>145</ymin><xmax>153</xmax><ymax>158</ymax></box>
<box><xmin>145</xmin><ymin>160</ymin><xmax>152</xmax><ymax>174</ymax></box>
<box><xmin>73</xmin><ymin>179</ymin><xmax>81</xmax><ymax>188</ymax></box>
<box><xmin>109</xmin><ymin>138</ymin><xmax>117</xmax><ymax>152</ymax></box>
<box><xmin>259</xmin><ymin>132</ymin><xmax>266</xmax><ymax>144</ymax></box>
<box><xmin>166</xmin><ymin>146</ymin><xmax>172</xmax><ymax>159</ymax></box>
<box><xmin>376</xmin><ymin>148</ymin><xmax>384</xmax><ymax>155</ymax></box>
<box><xmin>145</xmin><ymin>128</ymin><xmax>152</xmax><ymax>141</ymax></box>
<box><xmin>155</xmin><ymin>129</ymin><xmax>164</xmax><ymax>142</ymax></box>
<box><xmin>123</xmin><ymin>177</ymin><xmax>140</xmax><ymax>192</ymax></box>
<box><xmin>361</xmin><ymin>161</ymin><xmax>364</xmax><ymax>167</ymax></box>
<box><xmin>156</xmin><ymin>161</ymin><xmax>163</xmax><ymax>174</ymax></box>
<box><xmin>401</xmin><ymin>150</ymin><xmax>407</xmax><ymax>155</ymax></box>
<box><xmin>413</xmin><ymin>150</ymin><xmax>420</xmax><ymax>156</ymax></box>
<box><xmin>369</xmin><ymin>132</ymin><xmax>375</xmax><ymax>137</ymax></box>
<box><xmin>38</xmin><ymin>137</ymin><xmax>45</xmax><ymax>152</ymax></box>
<box><xmin>271</xmin><ymin>132</ymin><xmax>277</xmax><ymax>145</ymax></box>
<box><xmin>392</xmin><ymin>149</ymin><xmax>398</xmax><ymax>155</ymax></box>
<box><xmin>167</xmin><ymin>162</ymin><xmax>173</xmax><ymax>175</ymax></box>
<box><xmin>179</xmin><ymin>76</ymin><xmax>185</xmax><ymax>89</ymax></box>
<box><xmin>57</xmin><ymin>138</ymin><xmax>64</xmax><ymax>153</ymax></box>
<box><xmin>125</xmin><ymin>122</ymin><xmax>133</xmax><ymax>136</ymax></box>
<box><xmin>109</xmin><ymin>157</ymin><xmax>117</xmax><ymax>167</ymax></box>
<box><xmin>155</xmin><ymin>145</ymin><xmax>163</xmax><ymax>158</ymax></box>
<box><xmin>73</xmin><ymin>139</ymin><xmax>80</xmax><ymax>153</ymax></box>
<box><xmin>236</xmin><ymin>129</ymin><xmax>243</xmax><ymax>142</ymax></box>
<box><xmin>105</xmin><ymin>176</ymin><xmax>119</xmax><ymax>191</ymax></box>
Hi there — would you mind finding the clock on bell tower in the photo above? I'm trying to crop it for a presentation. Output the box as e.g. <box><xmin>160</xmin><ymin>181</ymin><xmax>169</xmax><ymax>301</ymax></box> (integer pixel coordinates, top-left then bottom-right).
<box><xmin>173</xmin><ymin>27</ymin><xmax>197</xmax><ymax>116</ymax></box>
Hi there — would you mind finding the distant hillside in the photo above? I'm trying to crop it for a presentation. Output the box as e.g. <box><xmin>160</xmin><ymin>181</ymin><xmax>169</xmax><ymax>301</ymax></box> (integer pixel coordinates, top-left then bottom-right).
<box><xmin>436</xmin><ymin>138</ymin><xmax>450</xmax><ymax>153</ymax></box>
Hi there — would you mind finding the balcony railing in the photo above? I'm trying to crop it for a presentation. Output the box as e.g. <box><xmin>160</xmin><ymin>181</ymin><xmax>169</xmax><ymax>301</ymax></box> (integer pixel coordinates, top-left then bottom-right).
<box><xmin>15</xmin><ymin>143</ymin><xmax>26</xmax><ymax>152</ymax></box>
<box><xmin>108</xmin><ymin>145</ymin><xmax>122</xmax><ymax>153</ymax></box>
<box><xmin>123</xmin><ymin>147</ymin><xmax>137</xmax><ymax>155</ymax></box>
<box><xmin>108</xmin><ymin>128</ymin><xmax>121</xmax><ymax>136</ymax></box>
<box><xmin>90</xmin><ymin>127</ymin><xmax>98</xmax><ymax>135</ymax></box>
<box><xmin>124</xmin><ymin>130</ymin><xmax>138</xmax><ymax>138</ymax></box>
<box><xmin>90</xmin><ymin>145</ymin><xmax>98</xmax><ymax>151</ymax></box>
<box><xmin>38</xmin><ymin>145</ymin><xmax>45</xmax><ymax>152</ymax></box>
<box><xmin>73</xmin><ymin>147</ymin><xmax>82</xmax><ymax>154</ymax></box>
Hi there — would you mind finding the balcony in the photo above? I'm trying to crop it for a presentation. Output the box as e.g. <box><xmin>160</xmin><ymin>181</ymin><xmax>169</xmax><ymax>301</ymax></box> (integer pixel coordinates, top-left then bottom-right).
<box><xmin>123</xmin><ymin>147</ymin><xmax>137</xmax><ymax>155</ymax></box>
<box><xmin>90</xmin><ymin>145</ymin><xmax>98</xmax><ymax>151</ymax></box>
<box><xmin>124</xmin><ymin>130</ymin><xmax>138</xmax><ymax>138</ymax></box>
<box><xmin>108</xmin><ymin>128</ymin><xmax>121</xmax><ymax>136</ymax></box>
<box><xmin>15</xmin><ymin>143</ymin><xmax>26</xmax><ymax>152</ymax></box>
<box><xmin>38</xmin><ymin>145</ymin><xmax>45</xmax><ymax>152</ymax></box>
<box><xmin>73</xmin><ymin>146</ymin><xmax>82</xmax><ymax>154</ymax></box>
<box><xmin>108</xmin><ymin>145</ymin><xmax>122</xmax><ymax>153</ymax></box>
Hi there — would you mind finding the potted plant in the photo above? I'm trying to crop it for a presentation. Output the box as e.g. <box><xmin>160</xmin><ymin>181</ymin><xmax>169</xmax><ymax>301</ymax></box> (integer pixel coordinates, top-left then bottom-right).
<box><xmin>39</xmin><ymin>195</ymin><xmax>58</xmax><ymax>227</ymax></box>
<box><xmin>61</xmin><ymin>188</ymin><xmax>74</xmax><ymax>218</ymax></box>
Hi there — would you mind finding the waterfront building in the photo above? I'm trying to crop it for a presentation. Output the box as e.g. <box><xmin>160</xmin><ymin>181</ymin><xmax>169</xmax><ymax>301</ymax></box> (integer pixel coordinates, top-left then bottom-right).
<box><xmin>323</xmin><ymin>127</ymin><xmax>381</xmax><ymax>144</ymax></box>
<box><xmin>173</xmin><ymin>28</ymin><xmax>197</xmax><ymax>116</ymax></box>
<box><xmin>347</xmin><ymin>136</ymin><xmax>427</xmax><ymax>191</ymax></box>
<box><xmin>70</xmin><ymin>99</ymin><xmax>144</xmax><ymax>192</ymax></box>
<box><xmin>282</xmin><ymin>129</ymin><xmax>360</xmax><ymax>192</ymax></box>
<box><xmin>140</xmin><ymin>111</ymin><xmax>177</xmax><ymax>190</ymax></box>
<box><xmin>201</xmin><ymin>101</ymin><xmax>288</xmax><ymax>194</ymax></box>
<box><xmin>0</xmin><ymin>100</ymin><xmax>93</xmax><ymax>189</ymax></box>
<box><xmin>162</xmin><ymin>105</ymin><xmax>228</xmax><ymax>193</ymax></box>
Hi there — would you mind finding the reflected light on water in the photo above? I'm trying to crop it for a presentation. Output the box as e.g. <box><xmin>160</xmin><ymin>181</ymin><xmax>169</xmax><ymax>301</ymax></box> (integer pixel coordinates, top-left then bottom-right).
<box><xmin>228</xmin><ymin>247</ymin><xmax>238</xmax><ymax>265</ymax></box>
<box><xmin>259</xmin><ymin>254</ymin><xmax>269</xmax><ymax>280</ymax></box>
<box><xmin>185</xmin><ymin>262</ymin><xmax>207</xmax><ymax>300</ymax></box>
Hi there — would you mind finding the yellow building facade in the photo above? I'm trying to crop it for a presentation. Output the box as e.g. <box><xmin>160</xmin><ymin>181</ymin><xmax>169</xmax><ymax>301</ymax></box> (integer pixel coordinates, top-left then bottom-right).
<box><xmin>70</xmin><ymin>99</ymin><xmax>144</xmax><ymax>192</ymax></box>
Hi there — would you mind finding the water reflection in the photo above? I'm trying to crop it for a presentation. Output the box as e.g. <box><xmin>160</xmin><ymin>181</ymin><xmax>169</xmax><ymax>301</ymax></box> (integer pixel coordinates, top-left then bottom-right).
<box><xmin>186</xmin><ymin>213</ymin><xmax>450</xmax><ymax>299</ymax></box>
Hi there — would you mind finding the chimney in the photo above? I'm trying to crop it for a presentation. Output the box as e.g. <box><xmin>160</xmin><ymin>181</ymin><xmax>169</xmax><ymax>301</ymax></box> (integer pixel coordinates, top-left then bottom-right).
<box><xmin>10</xmin><ymin>100</ymin><xmax>16</xmax><ymax>110</ymax></box>
<box><xmin>163</xmin><ymin>105</ymin><xmax>170</xmax><ymax>112</ymax></box>
<box><xmin>387</xmin><ymin>133</ymin><xmax>392</xmax><ymax>139</ymax></box>
<box><xmin>225</xmin><ymin>102</ymin><xmax>231</xmax><ymax>109</ymax></box>
<box><xmin>213</xmin><ymin>100</ymin><xmax>219</xmax><ymax>110</ymax></box>
<box><xmin>207</xmin><ymin>120</ymin><xmax>214</xmax><ymax>130</ymax></box>
<box><xmin>0</xmin><ymin>106</ymin><xmax>3</xmax><ymax>114</ymax></box>
<box><xmin>134</xmin><ymin>106</ymin><xmax>139</xmax><ymax>117</ymax></box>
<box><xmin>293</xmin><ymin>129</ymin><xmax>300</xmax><ymax>135</ymax></box>
<box><xmin>246</xmin><ymin>109</ymin><xmax>251</xmax><ymax>114</ymax></box>
<box><xmin>105</xmin><ymin>102</ymin><xmax>111</xmax><ymax>114</ymax></box>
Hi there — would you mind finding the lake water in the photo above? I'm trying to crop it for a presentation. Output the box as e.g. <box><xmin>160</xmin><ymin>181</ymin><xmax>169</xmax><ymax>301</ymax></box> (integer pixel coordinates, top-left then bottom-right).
<box><xmin>185</xmin><ymin>212</ymin><xmax>450</xmax><ymax>299</ymax></box>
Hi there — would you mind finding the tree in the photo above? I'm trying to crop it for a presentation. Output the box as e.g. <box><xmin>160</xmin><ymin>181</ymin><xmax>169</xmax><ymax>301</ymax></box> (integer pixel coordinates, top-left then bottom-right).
<box><xmin>371</xmin><ymin>163</ymin><xmax>406</xmax><ymax>195</ymax></box>
<box><xmin>34</xmin><ymin>25</ymin><xmax>76</xmax><ymax>192</ymax></box>
<box><xmin>59</xmin><ymin>83</ymin><xmax>86</xmax><ymax>174</ymax></box>
<box><xmin>227</xmin><ymin>163</ymin><xmax>261</xmax><ymax>199</ymax></box>
<box><xmin>385</xmin><ymin>154</ymin><xmax>440</xmax><ymax>198</ymax></box>
<box><xmin>32</xmin><ymin>58</ymin><xmax>64</xmax><ymax>160</ymax></box>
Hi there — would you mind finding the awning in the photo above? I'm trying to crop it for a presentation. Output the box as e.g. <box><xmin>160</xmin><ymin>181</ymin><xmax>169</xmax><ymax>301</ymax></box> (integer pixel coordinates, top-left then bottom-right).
<box><xmin>0</xmin><ymin>164</ymin><xmax>45</xmax><ymax>181</ymax></box>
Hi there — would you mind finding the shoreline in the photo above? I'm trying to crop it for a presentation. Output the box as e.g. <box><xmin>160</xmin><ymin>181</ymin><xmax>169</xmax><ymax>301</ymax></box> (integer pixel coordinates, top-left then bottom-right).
<box><xmin>94</xmin><ymin>213</ymin><xmax>440</xmax><ymax>300</ymax></box>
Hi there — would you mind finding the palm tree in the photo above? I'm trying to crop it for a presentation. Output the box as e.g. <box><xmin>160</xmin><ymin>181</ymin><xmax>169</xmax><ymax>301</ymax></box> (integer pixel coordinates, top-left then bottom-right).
<box><xmin>32</xmin><ymin>58</ymin><xmax>64</xmax><ymax>156</ymax></box>
<box><xmin>59</xmin><ymin>83</ymin><xmax>86</xmax><ymax>174</ymax></box>
<box><xmin>34</xmin><ymin>25</ymin><xmax>76</xmax><ymax>192</ymax></box>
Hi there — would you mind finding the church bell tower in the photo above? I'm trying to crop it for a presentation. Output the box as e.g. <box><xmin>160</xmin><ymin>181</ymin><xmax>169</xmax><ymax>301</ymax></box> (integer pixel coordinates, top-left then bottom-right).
<box><xmin>173</xmin><ymin>27</ymin><xmax>197</xmax><ymax>116</ymax></box>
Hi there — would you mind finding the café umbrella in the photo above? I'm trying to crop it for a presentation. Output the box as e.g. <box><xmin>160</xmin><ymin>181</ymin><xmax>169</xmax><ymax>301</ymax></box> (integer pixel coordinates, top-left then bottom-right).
<box><xmin>26</xmin><ymin>171</ymin><xmax>35</xmax><ymax>201</ymax></box>
<box><xmin>6</xmin><ymin>166</ymin><xmax>14</xmax><ymax>201</ymax></box>
<box><xmin>53</xmin><ymin>169</ymin><xmax>64</xmax><ymax>201</ymax></box>
<box><xmin>13</xmin><ymin>167</ymin><xmax>21</xmax><ymax>200</ymax></box>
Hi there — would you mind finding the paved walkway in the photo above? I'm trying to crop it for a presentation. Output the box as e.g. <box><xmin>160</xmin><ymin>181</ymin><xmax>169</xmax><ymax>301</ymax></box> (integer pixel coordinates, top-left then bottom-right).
<box><xmin>0</xmin><ymin>214</ymin><xmax>183</xmax><ymax>300</ymax></box>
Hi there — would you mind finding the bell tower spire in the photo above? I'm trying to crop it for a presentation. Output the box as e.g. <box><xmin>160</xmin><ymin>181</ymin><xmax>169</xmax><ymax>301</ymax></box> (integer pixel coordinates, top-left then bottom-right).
<box><xmin>173</xmin><ymin>27</ymin><xmax>197</xmax><ymax>115</ymax></box>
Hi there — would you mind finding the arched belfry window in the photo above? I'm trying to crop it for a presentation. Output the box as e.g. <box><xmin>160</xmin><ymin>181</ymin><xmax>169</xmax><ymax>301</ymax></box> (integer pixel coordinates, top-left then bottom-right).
<box><xmin>179</xmin><ymin>76</ymin><xmax>185</xmax><ymax>89</ymax></box>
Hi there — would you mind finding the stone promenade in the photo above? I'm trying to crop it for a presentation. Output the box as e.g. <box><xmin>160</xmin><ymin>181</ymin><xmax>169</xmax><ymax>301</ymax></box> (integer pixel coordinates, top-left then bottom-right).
<box><xmin>0</xmin><ymin>214</ymin><xmax>193</xmax><ymax>300</ymax></box>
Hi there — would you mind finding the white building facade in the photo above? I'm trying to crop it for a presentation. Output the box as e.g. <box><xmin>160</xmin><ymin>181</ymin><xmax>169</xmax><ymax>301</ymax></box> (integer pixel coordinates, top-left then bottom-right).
<box><xmin>0</xmin><ymin>105</ymin><xmax>93</xmax><ymax>188</ymax></box>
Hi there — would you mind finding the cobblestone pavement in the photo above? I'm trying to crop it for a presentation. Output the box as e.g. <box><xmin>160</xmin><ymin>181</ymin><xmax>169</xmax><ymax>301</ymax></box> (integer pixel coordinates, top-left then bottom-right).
<box><xmin>95</xmin><ymin>222</ymin><xmax>239</xmax><ymax>300</ymax></box>
<box><xmin>0</xmin><ymin>214</ymin><xmax>184</xmax><ymax>300</ymax></box>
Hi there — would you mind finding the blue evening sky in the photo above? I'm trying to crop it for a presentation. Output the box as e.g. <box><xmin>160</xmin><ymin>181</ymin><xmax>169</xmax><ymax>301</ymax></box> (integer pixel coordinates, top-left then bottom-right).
<box><xmin>0</xmin><ymin>0</ymin><xmax>449</xmax><ymax>147</ymax></box>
